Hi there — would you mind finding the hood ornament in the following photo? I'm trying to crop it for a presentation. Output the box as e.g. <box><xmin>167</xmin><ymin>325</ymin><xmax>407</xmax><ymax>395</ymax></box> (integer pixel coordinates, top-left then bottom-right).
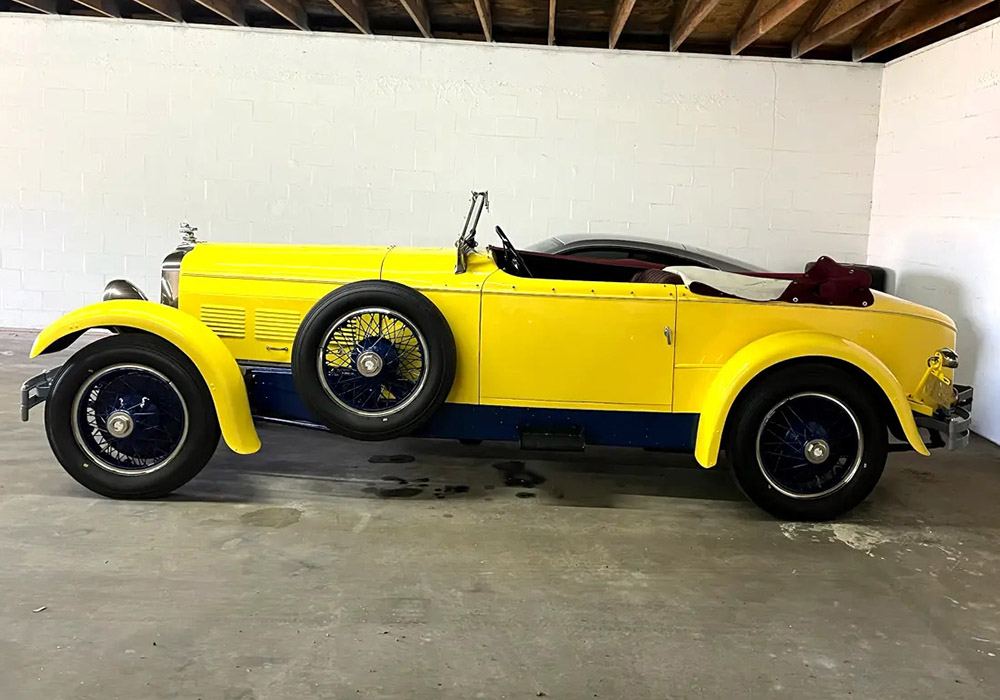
<box><xmin>179</xmin><ymin>222</ymin><xmax>200</xmax><ymax>247</ymax></box>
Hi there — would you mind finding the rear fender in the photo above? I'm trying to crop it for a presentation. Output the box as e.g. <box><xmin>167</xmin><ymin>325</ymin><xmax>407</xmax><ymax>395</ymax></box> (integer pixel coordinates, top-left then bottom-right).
<box><xmin>694</xmin><ymin>330</ymin><xmax>928</xmax><ymax>468</ymax></box>
<box><xmin>31</xmin><ymin>300</ymin><xmax>260</xmax><ymax>455</ymax></box>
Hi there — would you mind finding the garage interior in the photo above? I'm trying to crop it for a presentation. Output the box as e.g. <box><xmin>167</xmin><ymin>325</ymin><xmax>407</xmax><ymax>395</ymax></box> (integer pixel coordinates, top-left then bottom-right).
<box><xmin>2</xmin><ymin>0</ymin><xmax>1000</xmax><ymax>697</ymax></box>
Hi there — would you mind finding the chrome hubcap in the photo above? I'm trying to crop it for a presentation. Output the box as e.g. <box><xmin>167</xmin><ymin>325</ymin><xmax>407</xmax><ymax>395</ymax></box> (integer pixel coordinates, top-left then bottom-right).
<box><xmin>356</xmin><ymin>351</ymin><xmax>383</xmax><ymax>378</ymax></box>
<box><xmin>804</xmin><ymin>438</ymin><xmax>830</xmax><ymax>464</ymax></box>
<box><xmin>106</xmin><ymin>410</ymin><xmax>134</xmax><ymax>438</ymax></box>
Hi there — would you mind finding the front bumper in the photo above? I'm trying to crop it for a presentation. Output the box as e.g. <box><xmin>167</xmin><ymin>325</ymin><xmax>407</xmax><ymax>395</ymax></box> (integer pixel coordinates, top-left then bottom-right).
<box><xmin>915</xmin><ymin>384</ymin><xmax>973</xmax><ymax>450</ymax></box>
<box><xmin>20</xmin><ymin>366</ymin><xmax>63</xmax><ymax>422</ymax></box>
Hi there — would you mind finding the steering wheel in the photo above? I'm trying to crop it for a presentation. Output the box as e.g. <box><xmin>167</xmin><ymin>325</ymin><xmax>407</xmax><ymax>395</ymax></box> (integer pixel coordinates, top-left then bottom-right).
<box><xmin>495</xmin><ymin>226</ymin><xmax>532</xmax><ymax>278</ymax></box>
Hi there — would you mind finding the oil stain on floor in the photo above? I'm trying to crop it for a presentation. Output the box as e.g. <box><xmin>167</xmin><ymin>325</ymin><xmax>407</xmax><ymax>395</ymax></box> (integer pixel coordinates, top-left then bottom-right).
<box><xmin>362</xmin><ymin>485</ymin><xmax>424</xmax><ymax>498</ymax></box>
<box><xmin>368</xmin><ymin>454</ymin><xmax>416</xmax><ymax>464</ymax></box>
<box><xmin>240</xmin><ymin>507</ymin><xmax>302</xmax><ymax>528</ymax></box>
<box><xmin>355</xmin><ymin>460</ymin><xmax>547</xmax><ymax>500</ymax></box>
<box><xmin>493</xmin><ymin>461</ymin><xmax>546</xmax><ymax>488</ymax></box>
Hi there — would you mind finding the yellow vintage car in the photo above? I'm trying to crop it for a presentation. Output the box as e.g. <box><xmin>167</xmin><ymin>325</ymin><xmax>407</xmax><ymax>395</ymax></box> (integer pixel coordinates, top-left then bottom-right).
<box><xmin>22</xmin><ymin>192</ymin><xmax>972</xmax><ymax>520</ymax></box>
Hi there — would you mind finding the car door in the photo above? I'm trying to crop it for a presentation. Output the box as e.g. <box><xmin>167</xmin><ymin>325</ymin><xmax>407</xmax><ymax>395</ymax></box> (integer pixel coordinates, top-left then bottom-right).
<box><xmin>479</xmin><ymin>269</ymin><xmax>677</xmax><ymax>411</ymax></box>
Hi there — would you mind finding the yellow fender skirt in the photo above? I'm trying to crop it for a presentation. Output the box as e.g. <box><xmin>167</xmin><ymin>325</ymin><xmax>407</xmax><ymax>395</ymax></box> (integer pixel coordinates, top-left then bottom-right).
<box><xmin>31</xmin><ymin>300</ymin><xmax>261</xmax><ymax>455</ymax></box>
<box><xmin>694</xmin><ymin>330</ymin><xmax>929</xmax><ymax>468</ymax></box>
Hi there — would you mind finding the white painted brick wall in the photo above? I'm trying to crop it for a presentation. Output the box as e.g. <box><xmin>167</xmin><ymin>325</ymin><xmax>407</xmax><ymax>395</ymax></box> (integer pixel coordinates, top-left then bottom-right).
<box><xmin>868</xmin><ymin>18</ymin><xmax>1000</xmax><ymax>443</ymax></box>
<box><xmin>0</xmin><ymin>15</ymin><xmax>882</xmax><ymax>327</ymax></box>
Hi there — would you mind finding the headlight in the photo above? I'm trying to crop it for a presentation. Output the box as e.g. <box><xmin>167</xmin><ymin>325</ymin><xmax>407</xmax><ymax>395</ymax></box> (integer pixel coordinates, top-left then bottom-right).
<box><xmin>103</xmin><ymin>279</ymin><xmax>147</xmax><ymax>302</ymax></box>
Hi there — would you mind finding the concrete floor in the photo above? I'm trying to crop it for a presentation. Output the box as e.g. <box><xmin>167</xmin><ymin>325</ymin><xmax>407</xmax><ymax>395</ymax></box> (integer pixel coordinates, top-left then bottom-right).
<box><xmin>2</xmin><ymin>331</ymin><xmax>1000</xmax><ymax>699</ymax></box>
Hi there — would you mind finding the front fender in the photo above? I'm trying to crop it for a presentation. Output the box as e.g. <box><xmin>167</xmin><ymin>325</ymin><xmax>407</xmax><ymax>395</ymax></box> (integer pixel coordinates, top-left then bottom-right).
<box><xmin>31</xmin><ymin>300</ymin><xmax>260</xmax><ymax>455</ymax></box>
<box><xmin>694</xmin><ymin>330</ymin><xmax>928</xmax><ymax>468</ymax></box>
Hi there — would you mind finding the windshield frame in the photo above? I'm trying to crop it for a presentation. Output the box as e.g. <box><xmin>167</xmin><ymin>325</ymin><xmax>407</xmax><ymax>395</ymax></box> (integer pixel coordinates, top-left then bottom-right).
<box><xmin>455</xmin><ymin>191</ymin><xmax>489</xmax><ymax>273</ymax></box>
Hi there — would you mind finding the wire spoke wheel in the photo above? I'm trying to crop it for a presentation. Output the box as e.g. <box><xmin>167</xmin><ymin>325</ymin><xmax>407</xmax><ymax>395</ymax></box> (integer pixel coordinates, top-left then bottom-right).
<box><xmin>317</xmin><ymin>307</ymin><xmax>429</xmax><ymax>417</ymax></box>
<box><xmin>755</xmin><ymin>392</ymin><xmax>864</xmax><ymax>500</ymax></box>
<box><xmin>70</xmin><ymin>363</ymin><xmax>189</xmax><ymax>476</ymax></box>
<box><xmin>293</xmin><ymin>282</ymin><xmax>456</xmax><ymax>441</ymax></box>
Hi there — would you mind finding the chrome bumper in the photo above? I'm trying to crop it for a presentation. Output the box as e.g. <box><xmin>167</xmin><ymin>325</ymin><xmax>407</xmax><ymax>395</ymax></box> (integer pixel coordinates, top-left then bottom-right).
<box><xmin>20</xmin><ymin>366</ymin><xmax>63</xmax><ymax>422</ymax></box>
<box><xmin>915</xmin><ymin>384</ymin><xmax>973</xmax><ymax>450</ymax></box>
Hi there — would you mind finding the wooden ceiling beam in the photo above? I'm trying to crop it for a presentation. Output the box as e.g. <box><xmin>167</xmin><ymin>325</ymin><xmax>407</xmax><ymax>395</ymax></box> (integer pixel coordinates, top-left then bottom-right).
<box><xmin>191</xmin><ymin>0</ymin><xmax>246</xmax><ymax>25</ymax></box>
<box><xmin>132</xmin><ymin>0</ymin><xmax>183</xmax><ymax>21</ymax></box>
<box><xmin>472</xmin><ymin>0</ymin><xmax>492</xmax><ymax>41</ymax></box>
<box><xmin>610</xmin><ymin>0</ymin><xmax>638</xmax><ymax>49</ymax></box>
<box><xmin>734</xmin><ymin>0</ymin><xmax>767</xmax><ymax>38</ymax></box>
<box><xmin>671</xmin><ymin>0</ymin><xmax>723</xmax><ymax>52</ymax></box>
<box><xmin>793</xmin><ymin>0</ymin><xmax>905</xmax><ymax>58</ymax></box>
<box><xmin>259</xmin><ymin>0</ymin><xmax>309</xmax><ymax>30</ymax></box>
<box><xmin>791</xmin><ymin>0</ymin><xmax>836</xmax><ymax>55</ymax></box>
<box><xmin>328</xmin><ymin>0</ymin><xmax>371</xmax><ymax>34</ymax></box>
<box><xmin>11</xmin><ymin>0</ymin><xmax>57</xmax><ymax>12</ymax></box>
<box><xmin>854</xmin><ymin>0</ymin><xmax>994</xmax><ymax>60</ymax></box>
<box><xmin>851</xmin><ymin>2</ymin><xmax>906</xmax><ymax>61</ymax></box>
<box><xmin>731</xmin><ymin>0</ymin><xmax>811</xmax><ymax>55</ymax></box>
<box><xmin>398</xmin><ymin>0</ymin><xmax>432</xmax><ymax>38</ymax></box>
<box><xmin>71</xmin><ymin>0</ymin><xmax>120</xmax><ymax>17</ymax></box>
<box><xmin>548</xmin><ymin>0</ymin><xmax>556</xmax><ymax>45</ymax></box>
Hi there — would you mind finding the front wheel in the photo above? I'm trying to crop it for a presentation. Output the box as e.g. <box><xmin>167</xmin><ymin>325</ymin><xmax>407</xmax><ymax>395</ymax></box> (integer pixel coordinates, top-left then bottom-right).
<box><xmin>44</xmin><ymin>334</ymin><xmax>221</xmax><ymax>498</ymax></box>
<box><xmin>726</xmin><ymin>364</ymin><xmax>888</xmax><ymax>521</ymax></box>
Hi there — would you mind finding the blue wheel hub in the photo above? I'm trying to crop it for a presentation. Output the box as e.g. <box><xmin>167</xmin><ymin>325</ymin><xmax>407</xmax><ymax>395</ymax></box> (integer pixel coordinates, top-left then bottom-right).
<box><xmin>320</xmin><ymin>309</ymin><xmax>427</xmax><ymax>415</ymax></box>
<box><xmin>755</xmin><ymin>393</ymin><xmax>863</xmax><ymax>499</ymax></box>
<box><xmin>72</xmin><ymin>365</ymin><xmax>188</xmax><ymax>475</ymax></box>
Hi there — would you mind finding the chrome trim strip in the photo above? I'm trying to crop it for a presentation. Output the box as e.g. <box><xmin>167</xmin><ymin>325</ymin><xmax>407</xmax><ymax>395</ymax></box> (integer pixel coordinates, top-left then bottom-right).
<box><xmin>252</xmin><ymin>415</ymin><xmax>330</xmax><ymax>432</ymax></box>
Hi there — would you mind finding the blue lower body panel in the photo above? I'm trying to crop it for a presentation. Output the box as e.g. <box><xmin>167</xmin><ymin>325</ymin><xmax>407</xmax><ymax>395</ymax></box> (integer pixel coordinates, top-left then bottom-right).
<box><xmin>245</xmin><ymin>366</ymin><xmax>698</xmax><ymax>451</ymax></box>
<box><xmin>420</xmin><ymin>404</ymin><xmax>697</xmax><ymax>450</ymax></box>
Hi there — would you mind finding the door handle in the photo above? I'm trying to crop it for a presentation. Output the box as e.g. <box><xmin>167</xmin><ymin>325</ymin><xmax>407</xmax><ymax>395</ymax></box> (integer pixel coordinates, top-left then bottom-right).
<box><xmin>664</xmin><ymin>326</ymin><xmax>672</xmax><ymax>345</ymax></box>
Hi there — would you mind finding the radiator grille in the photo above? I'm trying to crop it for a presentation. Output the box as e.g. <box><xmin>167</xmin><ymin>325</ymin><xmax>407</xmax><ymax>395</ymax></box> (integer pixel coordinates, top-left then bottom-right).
<box><xmin>200</xmin><ymin>304</ymin><xmax>246</xmax><ymax>339</ymax></box>
<box><xmin>255</xmin><ymin>309</ymin><xmax>301</xmax><ymax>343</ymax></box>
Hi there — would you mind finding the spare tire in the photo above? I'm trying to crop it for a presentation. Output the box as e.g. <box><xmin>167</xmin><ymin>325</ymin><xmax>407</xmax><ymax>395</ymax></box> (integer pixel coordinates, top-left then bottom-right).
<box><xmin>291</xmin><ymin>280</ymin><xmax>456</xmax><ymax>441</ymax></box>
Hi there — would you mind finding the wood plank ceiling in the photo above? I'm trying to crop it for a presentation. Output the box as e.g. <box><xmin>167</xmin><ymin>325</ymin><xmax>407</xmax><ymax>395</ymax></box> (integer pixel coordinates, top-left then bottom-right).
<box><xmin>3</xmin><ymin>0</ymin><xmax>998</xmax><ymax>62</ymax></box>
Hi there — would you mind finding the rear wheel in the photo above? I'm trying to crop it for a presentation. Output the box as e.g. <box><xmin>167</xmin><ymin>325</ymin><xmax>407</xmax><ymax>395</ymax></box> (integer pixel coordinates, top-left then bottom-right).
<box><xmin>45</xmin><ymin>334</ymin><xmax>220</xmax><ymax>499</ymax></box>
<box><xmin>727</xmin><ymin>364</ymin><xmax>888</xmax><ymax>521</ymax></box>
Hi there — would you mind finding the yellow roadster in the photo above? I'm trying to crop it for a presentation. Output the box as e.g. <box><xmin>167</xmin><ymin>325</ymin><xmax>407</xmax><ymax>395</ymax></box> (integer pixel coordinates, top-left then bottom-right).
<box><xmin>22</xmin><ymin>192</ymin><xmax>972</xmax><ymax>520</ymax></box>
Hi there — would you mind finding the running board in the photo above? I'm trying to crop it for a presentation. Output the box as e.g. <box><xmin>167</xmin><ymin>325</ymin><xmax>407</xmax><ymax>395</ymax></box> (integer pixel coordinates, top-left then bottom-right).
<box><xmin>519</xmin><ymin>425</ymin><xmax>585</xmax><ymax>452</ymax></box>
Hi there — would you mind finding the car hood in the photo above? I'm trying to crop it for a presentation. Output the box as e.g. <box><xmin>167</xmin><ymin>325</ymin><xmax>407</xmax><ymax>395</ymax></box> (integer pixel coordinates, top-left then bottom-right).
<box><xmin>180</xmin><ymin>243</ymin><xmax>391</xmax><ymax>283</ymax></box>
